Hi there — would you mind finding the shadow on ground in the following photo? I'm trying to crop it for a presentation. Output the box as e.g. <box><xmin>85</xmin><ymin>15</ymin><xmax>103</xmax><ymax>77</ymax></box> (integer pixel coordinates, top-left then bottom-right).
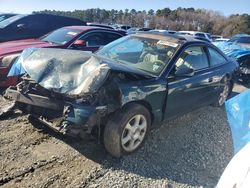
<box><xmin>2</xmin><ymin>83</ymin><xmax>247</xmax><ymax>187</ymax></box>
<box><xmin>26</xmin><ymin>105</ymin><xmax>233</xmax><ymax>187</ymax></box>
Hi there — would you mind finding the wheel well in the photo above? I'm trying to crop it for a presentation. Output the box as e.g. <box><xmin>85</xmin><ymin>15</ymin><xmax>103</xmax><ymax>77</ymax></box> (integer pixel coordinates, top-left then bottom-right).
<box><xmin>99</xmin><ymin>100</ymin><xmax>154</xmax><ymax>134</ymax></box>
<box><xmin>96</xmin><ymin>100</ymin><xmax>154</xmax><ymax>141</ymax></box>
<box><xmin>122</xmin><ymin>100</ymin><xmax>154</xmax><ymax>124</ymax></box>
<box><xmin>222</xmin><ymin>73</ymin><xmax>232</xmax><ymax>83</ymax></box>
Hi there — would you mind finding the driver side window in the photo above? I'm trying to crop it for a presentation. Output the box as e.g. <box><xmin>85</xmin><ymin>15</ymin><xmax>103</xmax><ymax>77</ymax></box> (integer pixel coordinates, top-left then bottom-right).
<box><xmin>80</xmin><ymin>32</ymin><xmax>105</xmax><ymax>47</ymax></box>
<box><xmin>171</xmin><ymin>46</ymin><xmax>209</xmax><ymax>76</ymax></box>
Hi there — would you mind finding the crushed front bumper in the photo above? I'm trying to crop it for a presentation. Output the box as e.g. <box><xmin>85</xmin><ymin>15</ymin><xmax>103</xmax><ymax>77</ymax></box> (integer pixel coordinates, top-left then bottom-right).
<box><xmin>4</xmin><ymin>87</ymin><xmax>105</xmax><ymax>136</ymax></box>
<box><xmin>5</xmin><ymin>87</ymin><xmax>64</xmax><ymax>110</ymax></box>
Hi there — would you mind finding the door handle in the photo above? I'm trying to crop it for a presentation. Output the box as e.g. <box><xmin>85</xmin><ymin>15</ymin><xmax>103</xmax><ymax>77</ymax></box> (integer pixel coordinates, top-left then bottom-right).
<box><xmin>208</xmin><ymin>78</ymin><xmax>213</xmax><ymax>83</ymax></box>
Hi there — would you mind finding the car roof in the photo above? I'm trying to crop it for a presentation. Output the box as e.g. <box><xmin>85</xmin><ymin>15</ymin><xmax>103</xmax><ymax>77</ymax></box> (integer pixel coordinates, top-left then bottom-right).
<box><xmin>87</xmin><ymin>23</ymin><xmax>114</xmax><ymax>29</ymax></box>
<box><xmin>23</xmin><ymin>14</ymin><xmax>85</xmax><ymax>23</ymax></box>
<box><xmin>0</xmin><ymin>13</ymin><xmax>17</xmax><ymax>16</ymax></box>
<box><xmin>63</xmin><ymin>25</ymin><xmax>121</xmax><ymax>32</ymax></box>
<box><xmin>133</xmin><ymin>32</ymin><xmax>207</xmax><ymax>44</ymax></box>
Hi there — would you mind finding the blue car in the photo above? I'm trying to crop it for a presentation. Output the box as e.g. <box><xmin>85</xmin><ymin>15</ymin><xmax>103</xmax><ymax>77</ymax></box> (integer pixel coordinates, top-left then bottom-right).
<box><xmin>0</xmin><ymin>14</ymin><xmax>86</xmax><ymax>43</ymax></box>
<box><xmin>0</xmin><ymin>13</ymin><xmax>17</xmax><ymax>22</ymax></box>
<box><xmin>214</xmin><ymin>41</ymin><xmax>250</xmax><ymax>83</ymax></box>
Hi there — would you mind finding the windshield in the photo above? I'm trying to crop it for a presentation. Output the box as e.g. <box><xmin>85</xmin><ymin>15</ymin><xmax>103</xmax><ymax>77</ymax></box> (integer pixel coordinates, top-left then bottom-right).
<box><xmin>41</xmin><ymin>28</ymin><xmax>82</xmax><ymax>45</ymax></box>
<box><xmin>0</xmin><ymin>14</ymin><xmax>14</xmax><ymax>22</ymax></box>
<box><xmin>0</xmin><ymin>14</ymin><xmax>25</xmax><ymax>28</ymax></box>
<box><xmin>0</xmin><ymin>16</ymin><xmax>7</xmax><ymax>22</ymax></box>
<box><xmin>97</xmin><ymin>35</ymin><xmax>180</xmax><ymax>75</ymax></box>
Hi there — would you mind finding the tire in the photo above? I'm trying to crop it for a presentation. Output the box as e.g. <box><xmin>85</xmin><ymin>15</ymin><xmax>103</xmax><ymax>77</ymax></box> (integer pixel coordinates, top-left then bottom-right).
<box><xmin>103</xmin><ymin>103</ymin><xmax>151</xmax><ymax>158</ymax></box>
<box><xmin>215</xmin><ymin>79</ymin><xmax>233</xmax><ymax>107</ymax></box>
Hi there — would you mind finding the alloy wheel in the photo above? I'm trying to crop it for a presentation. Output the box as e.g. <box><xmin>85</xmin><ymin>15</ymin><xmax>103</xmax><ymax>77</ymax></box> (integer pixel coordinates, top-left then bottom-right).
<box><xmin>218</xmin><ymin>83</ymin><xmax>230</xmax><ymax>106</ymax></box>
<box><xmin>121</xmin><ymin>114</ymin><xmax>147</xmax><ymax>152</ymax></box>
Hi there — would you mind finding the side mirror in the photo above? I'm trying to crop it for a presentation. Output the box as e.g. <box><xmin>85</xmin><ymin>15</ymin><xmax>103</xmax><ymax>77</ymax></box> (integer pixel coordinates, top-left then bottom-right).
<box><xmin>17</xmin><ymin>24</ymin><xmax>26</xmax><ymax>30</ymax></box>
<box><xmin>73</xmin><ymin>39</ymin><xmax>86</xmax><ymax>48</ymax></box>
<box><xmin>175</xmin><ymin>67</ymin><xmax>195</xmax><ymax>77</ymax></box>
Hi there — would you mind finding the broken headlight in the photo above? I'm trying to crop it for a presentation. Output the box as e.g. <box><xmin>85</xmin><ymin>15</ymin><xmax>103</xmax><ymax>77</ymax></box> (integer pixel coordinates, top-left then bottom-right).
<box><xmin>0</xmin><ymin>54</ymin><xmax>20</xmax><ymax>68</ymax></box>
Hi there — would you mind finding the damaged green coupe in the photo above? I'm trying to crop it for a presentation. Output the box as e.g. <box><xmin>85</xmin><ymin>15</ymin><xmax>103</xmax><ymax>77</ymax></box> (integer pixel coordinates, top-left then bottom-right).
<box><xmin>4</xmin><ymin>33</ymin><xmax>238</xmax><ymax>157</ymax></box>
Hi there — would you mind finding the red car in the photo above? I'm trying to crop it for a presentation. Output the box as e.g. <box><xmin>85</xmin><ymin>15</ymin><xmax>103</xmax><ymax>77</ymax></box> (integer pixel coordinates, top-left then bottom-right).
<box><xmin>0</xmin><ymin>26</ymin><xmax>125</xmax><ymax>87</ymax></box>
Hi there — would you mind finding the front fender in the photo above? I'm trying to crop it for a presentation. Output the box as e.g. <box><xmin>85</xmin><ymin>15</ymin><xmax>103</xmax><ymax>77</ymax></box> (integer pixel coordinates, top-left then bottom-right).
<box><xmin>118</xmin><ymin>80</ymin><xmax>167</xmax><ymax>125</ymax></box>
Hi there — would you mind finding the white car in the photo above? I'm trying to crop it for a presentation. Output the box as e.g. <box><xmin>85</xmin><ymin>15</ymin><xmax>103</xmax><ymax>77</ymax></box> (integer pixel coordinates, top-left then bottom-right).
<box><xmin>215</xmin><ymin>38</ymin><xmax>230</xmax><ymax>42</ymax></box>
<box><xmin>178</xmin><ymin>31</ymin><xmax>212</xmax><ymax>42</ymax></box>
<box><xmin>149</xmin><ymin>29</ymin><xmax>176</xmax><ymax>35</ymax></box>
<box><xmin>216</xmin><ymin>143</ymin><xmax>250</xmax><ymax>188</ymax></box>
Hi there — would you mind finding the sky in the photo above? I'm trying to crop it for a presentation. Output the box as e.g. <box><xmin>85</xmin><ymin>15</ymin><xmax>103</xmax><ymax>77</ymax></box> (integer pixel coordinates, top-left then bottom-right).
<box><xmin>0</xmin><ymin>0</ymin><xmax>249</xmax><ymax>16</ymax></box>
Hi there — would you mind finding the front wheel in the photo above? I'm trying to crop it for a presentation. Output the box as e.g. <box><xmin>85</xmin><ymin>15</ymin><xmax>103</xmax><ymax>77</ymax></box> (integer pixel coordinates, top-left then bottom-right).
<box><xmin>103</xmin><ymin>103</ymin><xmax>151</xmax><ymax>158</ymax></box>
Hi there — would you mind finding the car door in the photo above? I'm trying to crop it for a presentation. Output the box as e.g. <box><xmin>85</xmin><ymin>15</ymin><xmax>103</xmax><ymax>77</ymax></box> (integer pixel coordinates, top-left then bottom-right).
<box><xmin>30</xmin><ymin>15</ymin><xmax>48</xmax><ymax>37</ymax></box>
<box><xmin>165</xmin><ymin>45</ymin><xmax>214</xmax><ymax>119</ymax></box>
<box><xmin>206</xmin><ymin>46</ymin><xmax>230</xmax><ymax>99</ymax></box>
<box><xmin>11</xmin><ymin>15</ymin><xmax>46</xmax><ymax>39</ymax></box>
<box><xmin>7</xmin><ymin>17</ymin><xmax>33</xmax><ymax>40</ymax></box>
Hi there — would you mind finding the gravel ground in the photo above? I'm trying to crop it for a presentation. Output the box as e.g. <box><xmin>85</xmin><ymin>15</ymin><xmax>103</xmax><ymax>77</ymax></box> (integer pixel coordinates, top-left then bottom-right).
<box><xmin>0</xmin><ymin>83</ymin><xmax>249</xmax><ymax>188</ymax></box>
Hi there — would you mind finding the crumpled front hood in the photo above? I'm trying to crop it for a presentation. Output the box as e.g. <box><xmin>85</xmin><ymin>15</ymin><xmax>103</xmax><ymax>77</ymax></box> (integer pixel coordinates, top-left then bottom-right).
<box><xmin>17</xmin><ymin>48</ymin><xmax>110</xmax><ymax>96</ymax></box>
<box><xmin>14</xmin><ymin>48</ymin><xmax>153</xmax><ymax>96</ymax></box>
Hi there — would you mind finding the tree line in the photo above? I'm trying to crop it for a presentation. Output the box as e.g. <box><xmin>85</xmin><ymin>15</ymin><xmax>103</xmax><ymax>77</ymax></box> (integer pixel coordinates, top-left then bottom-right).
<box><xmin>34</xmin><ymin>7</ymin><xmax>250</xmax><ymax>37</ymax></box>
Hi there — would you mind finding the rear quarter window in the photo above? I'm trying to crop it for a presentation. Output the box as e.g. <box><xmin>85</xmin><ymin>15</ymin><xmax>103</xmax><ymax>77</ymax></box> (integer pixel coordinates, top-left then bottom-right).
<box><xmin>208</xmin><ymin>47</ymin><xmax>227</xmax><ymax>66</ymax></box>
<box><xmin>103</xmin><ymin>32</ymin><xmax>122</xmax><ymax>44</ymax></box>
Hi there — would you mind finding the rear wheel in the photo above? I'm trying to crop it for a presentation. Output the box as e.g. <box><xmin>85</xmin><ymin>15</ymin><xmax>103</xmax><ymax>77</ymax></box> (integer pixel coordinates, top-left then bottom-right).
<box><xmin>217</xmin><ymin>80</ymin><xmax>233</xmax><ymax>107</ymax></box>
<box><xmin>103</xmin><ymin>103</ymin><xmax>151</xmax><ymax>158</ymax></box>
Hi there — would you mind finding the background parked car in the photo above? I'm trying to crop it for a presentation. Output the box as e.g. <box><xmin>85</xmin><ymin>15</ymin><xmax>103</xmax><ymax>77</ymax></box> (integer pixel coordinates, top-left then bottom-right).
<box><xmin>212</xmin><ymin>35</ymin><xmax>230</xmax><ymax>42</ymax></box>
<box><xmin>0</xmin><ymin>13</ymin><xmax>86</xmax><ymax>43</ymax></box>
<box><xmin>149</xmin><ymin>29</ymin><xmax>176</xmax><ymax>35</ymax></box>
<box><xmin>0</xmin><ymin>26</ymin><xmax>125</xmax><ymax>87</ymax></box>
<box><xmin>215</xmin><ymin>38</ymin><xmax>230</xmax><ymax>42</ymax></box>
<box><xmin>0</xmin><ymin>13</ymin><xmax>17</xmax><ymax>22</ymax></box>
<box><xmin>119</xmin><ymin>25</ymin><xmax>131</xmax><ymax>30</ymax></box>
<box><xmin>214</xmin><ymin>41</ymin><xmax>250</xmax><ymax>83</ymax></box>
<box><xmin>126</xmin><ymin>27</ymin><xmax>140</xmax><ymax>35</ymax></box>
<box><xmin>228</xmin><ymin>34</ymin><xmax>250</xmax><ymax>48</ymax></box>
<box><xmin>76</xmin><ymin>23</ymin><xmax>127</xmax><ymax>36</ymax></box>
<box><xmin>138</xmin><ymin>27</ymin><xmax>154</xmax><ymax>31</ymax></box>
<box><xmin>178</xmin><ymin>31</ymin><xmax>212</xmax><ymax>42</ymax></box>
<box><xmin>87</xmin><ymin>22</ymin><xmax>114</xmax><ymax>30</ymax></box>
